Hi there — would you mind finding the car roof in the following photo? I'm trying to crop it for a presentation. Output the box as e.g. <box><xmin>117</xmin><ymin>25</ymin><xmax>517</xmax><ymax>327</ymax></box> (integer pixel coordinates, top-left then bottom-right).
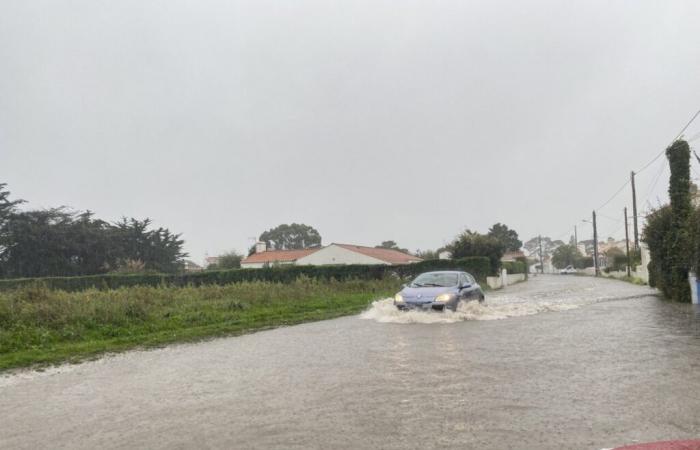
<box><xmin>417</xmin><ymin>270</ymin><xmax>465</xmax><ymax>275</ymax></box>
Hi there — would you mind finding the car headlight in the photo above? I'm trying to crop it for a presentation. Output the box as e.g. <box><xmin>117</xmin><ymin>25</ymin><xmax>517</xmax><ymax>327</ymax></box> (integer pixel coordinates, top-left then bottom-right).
<box><xmin>434</xmin><ymin>293</ymin><xmax>455</xmax><ymax>303</ymax></box>
<box><xmin>394</xmin><ymin>293</ymin><xmax>404</xmax><ymax>303</ymax></box>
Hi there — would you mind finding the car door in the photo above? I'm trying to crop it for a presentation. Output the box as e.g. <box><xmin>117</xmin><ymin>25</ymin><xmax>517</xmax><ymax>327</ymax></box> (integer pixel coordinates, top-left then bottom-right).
<box><xmin>459</xmin><ymin>273</ymin><xmax>474</xmax><ymax>300</ymax></box>
<box><xmin>467</xmin><ymin>273</ymin><xmax>483</xmax><ymax>300</ymax></box>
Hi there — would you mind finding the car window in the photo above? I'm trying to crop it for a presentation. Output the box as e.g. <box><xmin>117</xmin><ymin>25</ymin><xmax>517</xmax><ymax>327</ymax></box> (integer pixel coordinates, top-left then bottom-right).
<box><xmin>411</xmin><ymin>272</ymin><xmax>458</xmax><ymax>287</ymax></box>
<box><xmin>458</xmin><ymin>274</ymin><xmax>467</xmax><ymax>286</ymax></box>
<box><xmin>466</xmin><ymin>273</ymin><xmax>475</xmax><ymax>284</ymax></box>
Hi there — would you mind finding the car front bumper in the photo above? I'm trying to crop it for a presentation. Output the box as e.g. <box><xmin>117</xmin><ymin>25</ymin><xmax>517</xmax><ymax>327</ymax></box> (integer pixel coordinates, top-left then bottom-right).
<box><xmin>395</xmin><ymin>302</ymin><xmax>446</xmax><ymax>311</ymax></box>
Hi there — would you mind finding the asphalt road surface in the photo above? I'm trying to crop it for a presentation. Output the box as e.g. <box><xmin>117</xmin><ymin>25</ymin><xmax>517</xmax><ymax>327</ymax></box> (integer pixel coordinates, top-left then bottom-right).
<box><xmin>2</xmin><ymin>275</ymin><xmax>700</xmax><ymax>449</ymax></box>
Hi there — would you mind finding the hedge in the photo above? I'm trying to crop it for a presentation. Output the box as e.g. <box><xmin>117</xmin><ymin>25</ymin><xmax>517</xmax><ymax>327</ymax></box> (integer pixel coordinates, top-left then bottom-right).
<box><xmin>501</xmin><ymin>261</ymin><xmax>527</xmax><ymax>275</ymax></box>
<box><xmin>0</xmin><ymin>257</ymin><xmax>492</xmax><ymax>292</ymax></box>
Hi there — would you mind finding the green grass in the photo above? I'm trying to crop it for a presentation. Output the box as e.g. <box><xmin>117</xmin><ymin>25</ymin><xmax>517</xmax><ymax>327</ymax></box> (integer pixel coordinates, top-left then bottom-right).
<box><xmin>0</xmin><ymin>277</ymin><xmax>401</xmax><ymax>371</ymax></box>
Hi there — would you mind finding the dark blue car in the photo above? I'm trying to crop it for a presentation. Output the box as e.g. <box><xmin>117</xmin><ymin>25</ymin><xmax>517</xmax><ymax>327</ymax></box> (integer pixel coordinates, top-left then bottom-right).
<box><xmin>394</xmin><ymin>271</ymin><xmax>485</xmax><ymax>311</ymax></box>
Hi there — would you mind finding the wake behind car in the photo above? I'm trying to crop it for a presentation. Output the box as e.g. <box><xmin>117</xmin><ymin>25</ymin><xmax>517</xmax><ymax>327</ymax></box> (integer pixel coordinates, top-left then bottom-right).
<box><xmin>394</xmin><ymin>271</ymin><xmax>485</xmax><ymax>311</ymax></box>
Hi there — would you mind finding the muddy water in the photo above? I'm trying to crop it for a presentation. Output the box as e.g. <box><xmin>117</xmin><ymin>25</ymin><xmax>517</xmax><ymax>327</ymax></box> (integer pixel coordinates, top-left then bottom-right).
<box><xmin>2</xmin><ymin>275</ymin><xmax>700</xmax><ymax>449</ymax></box>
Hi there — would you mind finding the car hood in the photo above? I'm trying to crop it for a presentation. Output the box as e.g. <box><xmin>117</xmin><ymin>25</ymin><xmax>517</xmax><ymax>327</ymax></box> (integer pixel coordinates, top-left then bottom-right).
<box><xmin>400</xmin><ymin>286</ymin><xmax>455</xmax><ymax>302</ymax></box>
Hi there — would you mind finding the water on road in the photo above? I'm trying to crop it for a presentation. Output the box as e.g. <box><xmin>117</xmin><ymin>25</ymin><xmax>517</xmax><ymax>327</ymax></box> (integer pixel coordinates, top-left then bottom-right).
<box><xmin>2</xmin><ymin>275</ymin><xmax>700</xmax><ymax>449</ymax></box>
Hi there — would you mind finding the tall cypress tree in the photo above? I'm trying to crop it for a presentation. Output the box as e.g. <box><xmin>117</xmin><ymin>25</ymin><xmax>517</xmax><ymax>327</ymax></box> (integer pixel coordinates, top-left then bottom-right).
<box><xmin>666</xmin><ymin>140</ymin><xmax>692</xmax><ymax>302</ymax></box>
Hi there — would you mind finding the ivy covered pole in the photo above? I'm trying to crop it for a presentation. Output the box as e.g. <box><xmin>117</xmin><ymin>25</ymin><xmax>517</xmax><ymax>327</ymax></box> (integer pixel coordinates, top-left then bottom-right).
<box><xmin>666</xmin><ymin>140</ymin><xmax>692</xmax><ymax>302</ymax></box>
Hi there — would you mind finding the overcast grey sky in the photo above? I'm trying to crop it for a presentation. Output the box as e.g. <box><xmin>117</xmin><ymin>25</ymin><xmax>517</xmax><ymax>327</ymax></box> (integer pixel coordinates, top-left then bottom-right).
<box><xmin>2</xmin><ymin>0</ymin><xmax>700</xmax><ymax>262</ymax></box>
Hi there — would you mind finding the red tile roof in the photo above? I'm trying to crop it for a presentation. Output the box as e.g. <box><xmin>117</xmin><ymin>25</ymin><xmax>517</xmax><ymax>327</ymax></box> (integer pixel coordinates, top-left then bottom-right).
<box><xmin>241</xmin><ymin>248</ymin><xmax>320</xmax><ymax>264</ymax></box>
<box><xmin>333</xmin><ymin>244</ymin><xmax>422</xmax><ymax>264</ymax></box>
<box><xmin>501</xmin><ymin>251</ymin><xmax>525</xmax><ymax>261</ymax></box>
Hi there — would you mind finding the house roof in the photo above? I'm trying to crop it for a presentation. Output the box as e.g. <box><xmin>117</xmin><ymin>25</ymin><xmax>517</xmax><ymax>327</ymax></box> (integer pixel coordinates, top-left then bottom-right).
<box><xmin>333</xmin><ymin>244</ymin><xmax>422</xmax><ymax>264</ymax></box>
<box><xmin>501</xmin><ymin>251</ymin><xmax>525</xmax><ymax>262</ymax></box>
<box><xmin>241</xmin><ymin>248</ymin><xmax>320</xmax><ymax>264</ymax></box>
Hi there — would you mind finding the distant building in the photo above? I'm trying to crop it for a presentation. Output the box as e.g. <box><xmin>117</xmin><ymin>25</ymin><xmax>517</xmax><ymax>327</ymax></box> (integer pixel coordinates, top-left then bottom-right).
<box><xmin>501</xmin><ymin>251</ymin><xmax>525</xmax><ymax>262</ymax></box>
<box><xmin>204</xmin><ymin>256</ymin><xmax>220</xmax><ymax>269</ymax></box>
<box><xmin>240</xmin><ymin>242</ymin><xmax>422</xmax><ymax>268</ymax></box>
<box><xmin>183</xmin><ymin>260</ymin><xmax>203</xmax><ymax>272</ymax></box>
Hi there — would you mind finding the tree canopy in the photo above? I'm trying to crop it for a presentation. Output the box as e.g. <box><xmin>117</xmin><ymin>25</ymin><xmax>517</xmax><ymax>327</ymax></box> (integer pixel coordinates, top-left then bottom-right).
<box><xmin>487</xmin><ymin>223</ymin><xmax>522</xmax><ymax>252</ymax></box>
<box><xmin>211</xmin><ymin>251</ymin><xmax>243</xmax><ymax>270</ymax></box>
<box><xmin>259</xmin><ymin>223</ymin><xmax>321</xmax><ymax>250</ymax></box>
<box><xmin>523</xmin><ymin>236</ymin><xmax>564</xmax><ymax>259</ymax></box>
<box><xmin>0</xmin><ymin>183</ymin><xmax>186</xmax><ymax>278</ymax></box>
<box><xmin>449</xmin><ymin>230</ymin><xmax>505</xmax><ymax>273</ymax></box>
<box><xmin>375</xmin><ymin>240</ymin><xmax>408</xmax><ymax>253</ymax></box>
<box><xmin>551</xmin><ymin>244</ymin><xmax>579</xmax><ymax>269</ymax></box>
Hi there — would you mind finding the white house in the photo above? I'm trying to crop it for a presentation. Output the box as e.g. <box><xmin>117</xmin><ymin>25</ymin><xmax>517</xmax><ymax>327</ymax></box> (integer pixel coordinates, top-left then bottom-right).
<box><xmin>240</xmin><ymin>243</ymin><xmax>422</xmax><ymax>268</ymax></box>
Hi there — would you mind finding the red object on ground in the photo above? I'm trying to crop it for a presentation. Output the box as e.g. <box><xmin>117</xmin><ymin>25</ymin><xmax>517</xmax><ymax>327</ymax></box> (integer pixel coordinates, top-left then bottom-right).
<box><xmin>614</xmin><ymin>440</ymin><xmax>700</xmax><ymax>450</ymax></box>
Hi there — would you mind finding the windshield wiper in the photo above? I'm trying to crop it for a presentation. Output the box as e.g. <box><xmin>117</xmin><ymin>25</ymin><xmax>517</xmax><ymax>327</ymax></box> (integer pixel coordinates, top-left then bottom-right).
<box><xmin>420</xmin><ymin>283</ymin><xmax>443</xmax><ymax>287</ymax></box>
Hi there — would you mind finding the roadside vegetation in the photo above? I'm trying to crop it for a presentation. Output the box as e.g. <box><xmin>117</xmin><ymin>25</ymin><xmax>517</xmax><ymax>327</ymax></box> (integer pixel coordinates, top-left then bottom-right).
<box><xmin>643</xmin><ymin>139</ymin><xmax>696</xmax><ymax>302</ymax></box>
<box><xmin>0</xmin><ymin>277</ymin><xmax>401</xmax><ymax>371</ymax></box>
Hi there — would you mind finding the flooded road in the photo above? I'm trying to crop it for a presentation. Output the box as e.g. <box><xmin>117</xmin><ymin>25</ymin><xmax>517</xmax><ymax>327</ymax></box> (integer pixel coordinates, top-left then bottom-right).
<box><xmin>2</xmin><ymin>276</ymin><xmax>700</xmax><ymax>449</ymax></box>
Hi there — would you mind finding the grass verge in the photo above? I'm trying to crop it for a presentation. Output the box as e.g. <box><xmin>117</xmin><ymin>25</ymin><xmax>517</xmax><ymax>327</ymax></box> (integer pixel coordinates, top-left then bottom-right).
<box><xmin>0</xmin><ymin>277</ymin><xmax>400</xmax><ymax>371</ymax></box>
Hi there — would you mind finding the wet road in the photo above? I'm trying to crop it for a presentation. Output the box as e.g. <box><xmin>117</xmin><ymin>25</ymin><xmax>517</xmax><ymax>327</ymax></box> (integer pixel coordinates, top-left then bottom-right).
<box><xmin>2</xmin><ymin>275</ymin><xmax>700</xmax><ymax>449</ymax></box>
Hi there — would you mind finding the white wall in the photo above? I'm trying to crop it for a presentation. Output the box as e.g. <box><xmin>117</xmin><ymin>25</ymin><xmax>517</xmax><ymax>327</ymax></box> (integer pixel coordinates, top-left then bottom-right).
<box><xmin>241</xmin><ymin>261</ymin><xmax>295</xmax><ymax>269</ymax></box>
<box><xmin>296</xmin><ymin>245</ymin><xmax>388</xmax><ymax>266</ymax></box>
<box><xmin>487</xmin><ymin>273</ymin><xmax>526</xmax><ymax>289</ymax></box>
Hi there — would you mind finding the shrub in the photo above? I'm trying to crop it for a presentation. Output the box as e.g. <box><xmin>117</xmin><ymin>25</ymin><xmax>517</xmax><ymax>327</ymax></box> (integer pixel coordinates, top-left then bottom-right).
<box><xmin>611</xmin><ymin>254</ymin><xmax>629</xmax><ymax>272</ymax></box>
<box><xmin>502</xmin><ymin>261</ymin><xmax>526</xmax><ymax>274</ymax></box>
<box><xmin>449</xmin><ymin>230</ymin><xmax>505</xmax><ymax>273</ymax></box>
<box><xmin>575</xmin><ymin>256</ymin><xmax>593</xmax><ymax>269</ymax></box>
<box><xmin>642</xmin><ymin>141</ymin><xmax>693</xmax><ymax>302</ymax></box>
<box><xmin>0</xmin><ymin>257</ymin><xmax>493</xmax><ymax>292</ymax></box>
<box><xmin>643</xmin><ymin>205</ymin><xmax>673</xmax><ymax>297</ymax></box>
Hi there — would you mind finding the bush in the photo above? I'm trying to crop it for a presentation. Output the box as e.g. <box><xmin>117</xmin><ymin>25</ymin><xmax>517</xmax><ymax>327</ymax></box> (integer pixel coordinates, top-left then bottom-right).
<box><xmin>0</xmin><ymin>257</ymin><xmax>493</xmax><ymax>292</ymax></box>
<box><xmin>449</xmin><ymin>230</ymin><xmax>505</xmax><ymax>273</ymax></box>
<box><xmin>502</xmin><ymin>261</ymin><xmax>526</xmax><ymax>274</ymax></box>
<box><xmin>644</xmin><ymin>205</ymin><xmax>673</xmax><ymax>297</ymax></box>
<box><xmin>611</xmin><ymin>254</ymin><xmax>629</xmax><ymax>272</ymax></box>
<box><xmin>575</xmin><ymin>256</ymin><xmax>593</xmax><ymax>269</ymax></box>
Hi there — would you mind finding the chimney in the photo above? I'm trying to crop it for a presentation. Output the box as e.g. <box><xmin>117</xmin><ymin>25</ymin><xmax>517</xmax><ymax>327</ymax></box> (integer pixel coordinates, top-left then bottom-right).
<box><xmin>255</xmin><ymin>241</ymin><xmax>267</xmax><ymax>253</ymax></box>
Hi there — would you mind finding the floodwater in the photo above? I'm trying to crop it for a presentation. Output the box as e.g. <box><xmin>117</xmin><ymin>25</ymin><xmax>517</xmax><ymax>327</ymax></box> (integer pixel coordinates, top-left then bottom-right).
<box><xmin>2</xmin><ymin>275</ymin><xmax>700</xmax><ymax>449</ymax></box>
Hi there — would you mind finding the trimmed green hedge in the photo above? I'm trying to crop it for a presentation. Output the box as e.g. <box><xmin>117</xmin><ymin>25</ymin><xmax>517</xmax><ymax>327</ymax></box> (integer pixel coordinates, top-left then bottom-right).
<box><xmin>0</xmin><ymin>257</ymin><xmax>492</xmax><ymax>292</ymax></box>
<box><xmin>501</xmin><ymin>261</ymin><xmax>527</xmax><ymax>275</ymax></box>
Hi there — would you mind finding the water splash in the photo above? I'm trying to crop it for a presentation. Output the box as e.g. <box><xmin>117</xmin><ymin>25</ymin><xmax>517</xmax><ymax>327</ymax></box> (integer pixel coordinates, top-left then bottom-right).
<box><xmin>360</xmin><ymin>298</ymin><xmax>579</xmax><ymax>324</ymax></box>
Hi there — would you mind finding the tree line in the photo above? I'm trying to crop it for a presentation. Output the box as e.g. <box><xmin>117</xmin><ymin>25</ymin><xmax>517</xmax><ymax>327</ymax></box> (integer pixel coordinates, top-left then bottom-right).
<box><xmin>210</xmin><ymin>221</ymin><xmax>524</xmax><ymax>273</ymax></box>
<box><xmin>0</xmin><ymin>184</ymin><xmax>186</xmax><ymax>278</ymax></box>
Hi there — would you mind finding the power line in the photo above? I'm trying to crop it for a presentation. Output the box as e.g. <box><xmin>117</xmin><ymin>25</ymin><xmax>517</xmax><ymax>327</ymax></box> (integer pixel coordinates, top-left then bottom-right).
<box><xmin>642</xmin><ymin>159</ymin><xmax>667</xmax><ymax>206</ymax></box>
<box><xmin>596</xmin><ymin>212</ymin><xmax>622</xmax><ymax>223</ymax></box>
<box><xmin>595</xmin><ymin>179</ymin><xmax>630</xmax><ymax>211</ymax></box>
<box><xmin>547</xmin><ymin>108</ymin><xmax>700</xmax><ymax>243</ymax></box>
<box><xmin>636</xmin><ymin>109</ymin><xmax>700</xmax><ymax>175</ymax></box>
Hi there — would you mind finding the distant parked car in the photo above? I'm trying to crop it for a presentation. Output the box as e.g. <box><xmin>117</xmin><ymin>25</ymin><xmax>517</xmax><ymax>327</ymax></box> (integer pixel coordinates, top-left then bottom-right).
<box><xmin>559</xmin><ymin>265</ymin><xmax>576</xmax><ymax>275</ymax></box>
<box><xmin>393</xmin><ymin>271</ymin><xmax>484</xmax><ymax>311</ymax></box>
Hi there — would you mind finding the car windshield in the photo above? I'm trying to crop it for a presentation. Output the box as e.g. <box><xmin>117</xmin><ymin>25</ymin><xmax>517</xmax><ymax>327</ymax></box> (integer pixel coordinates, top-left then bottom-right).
<box><xmin>410</xmin><ymin>273</ymin><xmax>458</xmax><ymax>288</ymax></box>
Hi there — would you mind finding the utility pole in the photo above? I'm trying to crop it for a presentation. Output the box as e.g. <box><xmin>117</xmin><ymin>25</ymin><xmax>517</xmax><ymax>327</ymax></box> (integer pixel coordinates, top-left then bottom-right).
<box><xmin>624</xmin><ymin>207</ymin><xmax>631</xmax><ymax>277</ymax></box>
<box><xmin>538</xmin><ymin>235</ymin><xmax>544</xmax><ymax>274</ymax></box>
<box><xmin>631</xmin><ymin>171</ymin><xmax>639</xmax><ymax>251</ymax></box>
<box><xmin>592</xmin><ymin>210</ymin><xmax>599</xmax><ymax>276</ymax></box>
<box><xmin>574</xmin><ymin>225</ymin><xmax>578</xmax><ymax>248</ymax></box>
